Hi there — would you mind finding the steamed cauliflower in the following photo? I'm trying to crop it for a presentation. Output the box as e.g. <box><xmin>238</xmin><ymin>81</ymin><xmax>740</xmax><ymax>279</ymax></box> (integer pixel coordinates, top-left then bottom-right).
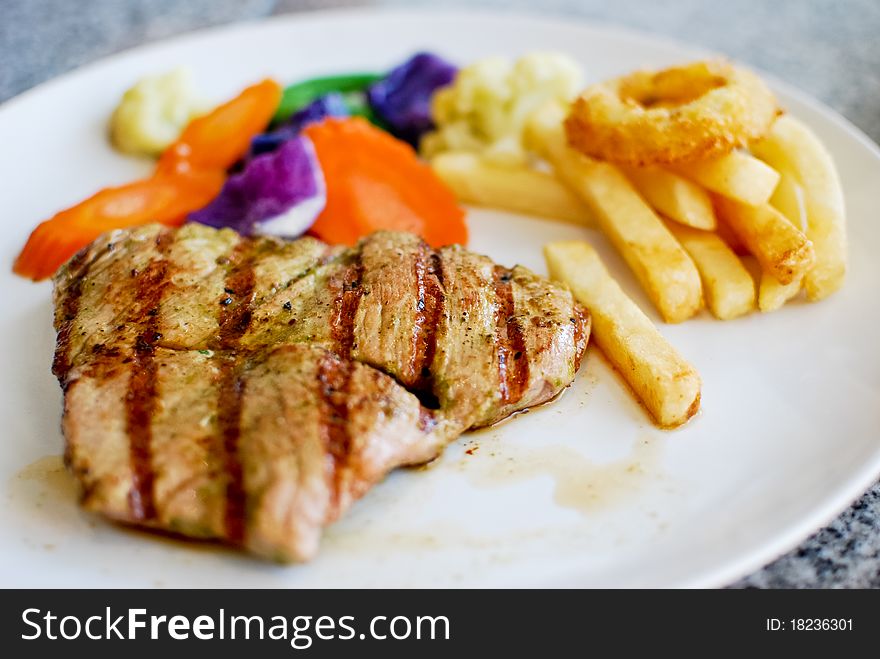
<box><xmin>421</xmin><ymin>53</ymin><xmax>583</xmax><ymax>166</ymax></box>
<box><xmin>110</xmin><ymin>68</ymin><xmax>205</xmax><ymax>157</ymax></box>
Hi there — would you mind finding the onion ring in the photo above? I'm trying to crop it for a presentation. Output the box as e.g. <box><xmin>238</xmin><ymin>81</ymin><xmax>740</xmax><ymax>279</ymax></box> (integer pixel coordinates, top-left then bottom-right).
<box><xmin>564</xmin><ymin>60</ymin><xmax>778</xmax><ymax>166</ymax></box>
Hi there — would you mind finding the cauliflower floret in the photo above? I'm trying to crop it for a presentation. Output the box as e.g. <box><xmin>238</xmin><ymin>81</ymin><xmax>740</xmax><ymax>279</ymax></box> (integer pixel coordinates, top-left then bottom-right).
<box><xmin>109</xmin><ymin>68</ymin><xmax>205</xmax><ymax>157</ymax></box>
<box><xmin>420</xmin><ymin>52</ymin><xmax>583</xmax><ymax>166</ymax></box>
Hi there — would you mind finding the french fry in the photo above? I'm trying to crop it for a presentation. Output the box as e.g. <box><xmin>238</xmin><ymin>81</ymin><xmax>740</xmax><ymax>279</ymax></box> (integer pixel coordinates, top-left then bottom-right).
<box><xmin>526</xmin><ymin>103</ymin><xmax>702</xmax><ymax>323</ymax></box>
<box><xmin>622</xmin><ymin>165</ymin><xmax>716</xmax><ymax>230</ymax></box>
<box><xmin>750</xmin><ymin>115</ymin><xmax>846</xmax><ymax>300</ymax></box>
<box><xmin>768</xmin><ymin>171</ymin><xmax>807</xmax><ymax>231</ymax></box>
<box><xmin>544</xmin><ymin>240</ymin><xmax>701</xmax><ymax>427</ymax></box>
<box><xmin>713</xmin><ymin>196</ymin><xmax>814</xmax><ymax>285</ymax></box>
<box><xmin>759</xmin><ymin>174</ymin><xmax>805</xmax><ymax>311</ymax></box>
<box><xmin>431</xmin><ymin>151</ymin><xmax>593</xmax><ymax>226</ymax></box>
<box><xmin>672</xmin><ymin>151</ymin><xmax>781</xmax><ymax>206</ymax></box>
<box><xmin>665</xmin><ymin>221</ymin><xmax>755</xmax><ymax>320</ymax></box>
<box><xmin>758</xmin><ymin>271</ymin><xmax>802</xmax><ymax>312</ymax></box>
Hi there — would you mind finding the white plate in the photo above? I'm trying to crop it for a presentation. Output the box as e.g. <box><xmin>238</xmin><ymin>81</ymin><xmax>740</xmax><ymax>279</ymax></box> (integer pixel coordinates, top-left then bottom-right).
<box><xmin>2</xmin><ymin>9</ymin><xmax>879</xmax><ymax>588</ymax></box>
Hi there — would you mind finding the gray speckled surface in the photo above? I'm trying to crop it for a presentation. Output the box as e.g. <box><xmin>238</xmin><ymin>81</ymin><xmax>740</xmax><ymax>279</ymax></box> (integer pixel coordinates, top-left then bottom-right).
<box><xmin>2</xmin><ymin>0</ymin><xmax>878</xmax><ymax>587</ymax></box>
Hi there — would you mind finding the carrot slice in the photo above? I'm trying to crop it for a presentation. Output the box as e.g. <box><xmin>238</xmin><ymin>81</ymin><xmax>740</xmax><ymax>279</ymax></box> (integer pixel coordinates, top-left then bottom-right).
<box><xmin>158</xmin><ymin>78</ymin><xmax>282</xmax><ymax>174</ymax></box>
<box><xmin>303</xmin><ymin>117</ymin><xmax>467</xmax><ymax>247</ymax></box>
<box><xmin>15</xmin><ymin>80</ymin><xmax>281</xmax><ymax>281</ymax></box>
<box><xmin>13</xmin><ymin>169</ymin><xmax>224</xmax><ymax>281</ymax></box>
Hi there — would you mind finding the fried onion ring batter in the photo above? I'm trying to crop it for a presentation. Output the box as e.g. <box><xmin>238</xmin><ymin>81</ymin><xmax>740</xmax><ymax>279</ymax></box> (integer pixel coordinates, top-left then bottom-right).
<box><xmin>564</xmin><ymin>60</ymin><xmax>778</xmax><ymax>166</ymax></box>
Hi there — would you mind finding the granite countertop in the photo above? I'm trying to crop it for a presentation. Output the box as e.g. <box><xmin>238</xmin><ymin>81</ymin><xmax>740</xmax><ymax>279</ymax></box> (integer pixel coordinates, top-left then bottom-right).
<box><xmin>3</xmin><ymin>0</ymin><xmax>878</xmax><ymax>587</ymax></box>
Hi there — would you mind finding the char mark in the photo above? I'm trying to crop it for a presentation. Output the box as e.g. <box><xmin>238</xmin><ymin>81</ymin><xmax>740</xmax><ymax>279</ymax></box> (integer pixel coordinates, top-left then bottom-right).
<box><xmin>317</xmin><ymin>352</ymin><xmax>355</xmax><ymax>511</ymax></box>
<box><xmin>125</xmin><ymin>335</ymin><xmax>160</xmax><ymax>520</ymax></box>
<box><xmin>493</xmin><ymin>266</ymin><xmax>530</xmax><ymax>405</ymax></box>
<box><xmin>329</xmin><ymin>252</ymin><xmax>365</xmax><ymax>359</ymax></box>
<box><xmin>52</xmin><ymin>247</ymin><xmax>92</xmax><ymax>383</ymax></box>
<box><xmin>217</xmin><ymin>356</ymin><xmax>247</xmax><ymax>544</ymax></box>
<box><xmin>214</xmin><ymin>238</ymin><xmax>259</xmax><ymax>543</ymax></box>
<box><xmin>124</xmin><ymin>229</ymin><xmax>174</xmax><ymax>521</ymax></box>
<box><xmin>218</xmin><ymin>239</ymin><xmax>258</xmax><ymax>348</ymax></box>
<box><xmin>411</xmin><ymin>243</ymin><xmax>445</xmax><ymax>402</ymax></box>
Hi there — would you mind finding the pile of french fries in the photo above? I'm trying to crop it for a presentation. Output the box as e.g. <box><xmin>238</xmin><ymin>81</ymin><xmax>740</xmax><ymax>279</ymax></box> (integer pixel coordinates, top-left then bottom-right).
<box><xmin>435</xmin><ymin>102</ymin><xmax>847</xmax><ymax>322</ymax></box>
<box><xmin>430</xmin><ymin>101</ymin><xmax>847</xmax><ymax>427</ymax></box>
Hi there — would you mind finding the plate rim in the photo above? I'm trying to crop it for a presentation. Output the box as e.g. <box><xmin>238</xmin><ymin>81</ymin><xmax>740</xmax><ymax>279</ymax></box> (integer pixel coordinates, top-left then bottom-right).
<box><xmin>2</xmin><ymin>6</ymin><xmax>879</xmax><ymax>588</ymax></box>
<box><xmin>2</xmin><ymin>6</ymin><xmax>878</xmax><ymax>158</ymax></box>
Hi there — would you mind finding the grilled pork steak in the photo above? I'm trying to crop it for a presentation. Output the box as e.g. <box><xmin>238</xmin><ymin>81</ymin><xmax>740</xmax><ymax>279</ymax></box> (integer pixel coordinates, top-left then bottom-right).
<box><xmin>53</xmin><ymin>224</ymin><xmax>590</xmax><ymax>561</ymax></box>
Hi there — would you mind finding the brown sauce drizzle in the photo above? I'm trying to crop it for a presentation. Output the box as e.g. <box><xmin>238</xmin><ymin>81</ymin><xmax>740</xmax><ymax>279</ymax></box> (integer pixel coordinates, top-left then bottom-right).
<box><xmin>493</xmin><ymin>266</ymin><xmax>530</xmax><ymax>405</ymax></box>
<box><xmin>215</xmin><ymin>239</ymin><xmax>258</xmax><ymax>543</ymax></box>
<box><xmin>125</xmin><ymin>229</ymin><xmax>174</xmax><ymax>521</ymax></box>
<box><xmin>317</xmin><ymin>352</ymin><xmax>354</xmax><ymax>510</ymax></box>
<box><xmin>51</xmin><ymin>247</ymin><xmax>92</xmax><ymax>383</ymax></box>
<box><xmin>411</xmin><ymin>243</ymin><xmax>445</xmax><ymax>400</ymax></box>
<box><xmin>329</xmin><ymin>252</ymin><xmax>365</xmax><ymax>359</ymax></box>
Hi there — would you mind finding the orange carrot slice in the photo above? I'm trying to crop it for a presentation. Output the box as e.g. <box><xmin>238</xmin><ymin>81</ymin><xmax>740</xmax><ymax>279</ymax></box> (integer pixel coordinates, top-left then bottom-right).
<box><xmin>303</xmin><ymin>117</ymin><xmax>467</xmax><ymax>247</ymax></box>
<box><xmin>15</xmin><ymin>79</ymin><xmax>282</xmax><ymax>281</ymax></box>
<box><xmin>158</xmin><ymin>78</ymin><xmax>282</xmax><ymax>174</ymax></box>
<box><xmin>13</xmin><ymin>169</ymin><xmax>224</xmax><ymax>281</ymax></box>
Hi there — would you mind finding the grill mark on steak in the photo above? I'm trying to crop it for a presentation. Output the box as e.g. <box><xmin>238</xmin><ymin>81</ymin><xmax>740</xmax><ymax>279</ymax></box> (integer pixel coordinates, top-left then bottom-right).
<box><xmin>125</xmin><ymin>337</ymin><xmax>161</xmax><ymax>520</ymax></box>
<box><xmin>217</xmin><ymin>356</ymin><xmax>247</xmax><ymax>543</ymax></box>
<box><xmin>329</xmin><ymin>252</ymin><xmax>365</xmax><ymax>359</ymax></box>
<box><xmin>316</xmin><ymin>352</ymin><xmax>355</xmax><ymax>510</ymax></box>
<box><xmin>218</xmin><ymin>241</ymin><xmax>258</xmax><ymax>348</ymax></box>
<box><xmin>125</xmin><ymin>229</ymin><xmax>174</xmax><ymax>521</ymax></box>
<box><xmin>319</xmin><ymin>246</ymin><xmax>363</xmax><ymax>477</ymax></box>
<box><xmin>411</xmin><ymin>244</ymin><xmax>445</xmax><ymax>402</ymax></box>
<box><xmin>493</xmin><ymin>266</ymin><xmax>530</xmax><ymax>405</ymax></box>
<box><xmin>52</xmin><ymin>247</ymin><xmax>92</xmax><ymax>383</ymax></box>
<box><xmin>216</xmin><ymin>238</ymin><xmax>258</xmax><ymax>543</ymax></box>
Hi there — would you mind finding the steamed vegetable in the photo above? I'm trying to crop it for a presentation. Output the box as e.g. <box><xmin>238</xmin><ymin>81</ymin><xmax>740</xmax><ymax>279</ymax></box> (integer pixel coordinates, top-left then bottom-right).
<box><xmin>421</xmin><ymin>52</ymin><xmax>583</xmax><ymax>165</ymax></box>
<box><xmin>303</xmin><ymin>117</ymin><xmax>467</xmax><ymax>247</ymax></box>
<box><xmin>14</xmin><ymin>169</ymin><xmax>225</xmax><ymax>281</ymax></box>
<box><xmin>367</xmin><ymin>52</ymin><xmax>457</xmax><ymax>146</ymax></box>
<box><xmin>189</xmin><ymin>135</ymin><xmax>325</xmax><ymax>237</ymax></box>
<box><xmin>273</xmin><ymin>73</ymin><xmax>381</xmax><ymax>123</ymax></box>
<box><xmin>109</xmin><ymin>68</ymin><xmax>206</xmax><ymax>157</ymax></box>
<box><xmin>250</xmin><ymin>93</ymin><xmax>349</xmax><ymax>158</ymax></box>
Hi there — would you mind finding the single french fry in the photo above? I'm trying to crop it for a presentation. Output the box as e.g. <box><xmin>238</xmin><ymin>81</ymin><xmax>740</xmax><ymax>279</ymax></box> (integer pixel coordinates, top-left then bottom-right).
<box><xmin>544</xmin><ymin>240</ymin><xmax>701</xmax><ymax>428</ymax></box>
<box><xmin>672</xmin><ymin>151</ymin><xmax>781</xmax><ymax>206</ymax></box>
<box><xmin>665</xmin><ymin>221</ymin><xmax>755</xmax><ymax>320</ymax></box>
<box><xmin>431</xmin><ymin>151</ymin><xmax>593</xmax><ymax>226</ymax></box>
<box><xmin>714</xmin><ymin>196</ymin><xmax>814</xmax><ymax>285</ymax></box>
<box><xmin>758</xmin><ymin>271</ymin><xmax>802</xmax><ymax>312</ymax></box>
<box><xmin>622</xmin><ymin>165</ymin><xmax>716</xmax><ymax>230</ymax></box>
<box><xmin>768</xmin><ymin>171</ymin><xmax>807</xmax><ymax>231</ymax></box>
<box><xmin>757</xmin><ymin>179</ymin><xmax>804</xmax><ymax>311</ymax></box>
<box><xmin>526</xmin><ymin>103</ymin><xmax>702</xmax><ymax>323</ymax></box>
<box><xmin>751</xmin><ymin>115</ymin><xmax>846</xmax><ymax>300</ymax></box>
<box><xmin>758</xmin><ymin>171</ymin><xmax>815</xmax><ymax>313</ymax></box>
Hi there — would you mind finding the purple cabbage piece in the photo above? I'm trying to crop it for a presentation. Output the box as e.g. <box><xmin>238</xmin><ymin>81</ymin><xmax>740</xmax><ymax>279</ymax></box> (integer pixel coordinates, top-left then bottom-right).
<box><xmin>367</xmin><ymin>52</ymin><xmax>457</xmax><ymax>146</ymax></box>
<box><xmin>248</xmin><ymin>93</ymin><xmax>349</xmax><ymax>158</ymax></box>
<box><xmin>189</xmin><ymin>134</ymin><xmax>325</xmax><ymax>238</ymax></box>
